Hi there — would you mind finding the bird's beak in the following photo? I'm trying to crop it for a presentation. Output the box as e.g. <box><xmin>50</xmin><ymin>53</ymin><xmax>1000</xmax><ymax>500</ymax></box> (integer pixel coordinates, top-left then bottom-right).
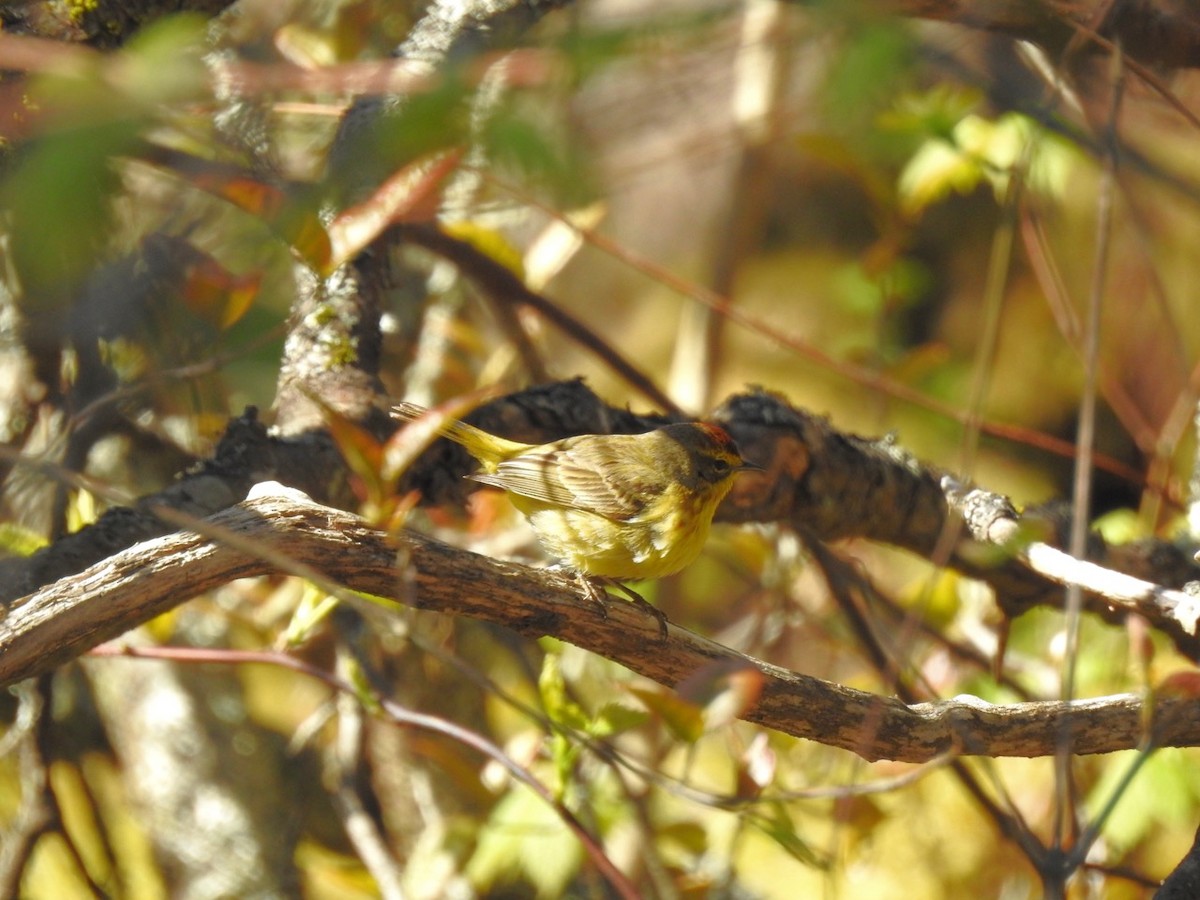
<box><xmin>737</xmin><ymin>460</ymin><xmax>765</xmax><ymax>473</ymax></box>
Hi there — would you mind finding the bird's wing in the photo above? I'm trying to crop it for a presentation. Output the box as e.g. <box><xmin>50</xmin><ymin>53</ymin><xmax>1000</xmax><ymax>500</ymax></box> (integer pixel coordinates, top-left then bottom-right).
<box><xmin>472</xmin><ymin>439</ymin><xmax>654</xmax><ymax>521</ymax></box>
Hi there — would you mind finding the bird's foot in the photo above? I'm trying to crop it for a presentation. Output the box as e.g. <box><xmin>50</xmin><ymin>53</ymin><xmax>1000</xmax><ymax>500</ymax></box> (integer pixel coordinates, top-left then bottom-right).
<box><xmin>550</xmin><ymin>566</ymin><xmax>668</xmax><ymax>641</ymax></box>
<box><xmin>603</xmin><ymin>579</ymin><xmax>669</xmax><ymax>642</ymax></box>
<box><xmin>566</xmin><ymin>571</ymin><xmax>611</xmax><ymax>620</ymax></box>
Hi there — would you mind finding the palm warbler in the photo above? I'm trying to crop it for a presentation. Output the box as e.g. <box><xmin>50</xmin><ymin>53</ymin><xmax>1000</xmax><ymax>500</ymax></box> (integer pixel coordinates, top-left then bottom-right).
<box><xmin>393</xmin><ymin>401</ymin><xmax>760</xmax><ymax>629</ymax></box>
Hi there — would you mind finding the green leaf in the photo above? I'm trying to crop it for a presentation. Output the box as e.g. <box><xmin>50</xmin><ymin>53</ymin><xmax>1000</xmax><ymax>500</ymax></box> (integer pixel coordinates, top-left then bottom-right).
<box><xmin>110</xmin><ymin>13</ymin><xmax>209</xmax><ymax>108</ymax></box>
<box><xmin>281</xmin><ymin>583</ymin><xmax>339</xmax><ymax>648</ymax></box>
<box><xmin>628</xmin><ymin>685</ymin><xmax>704</xmax><ymax>743</ymax></box>
<box><xmin>4</xmin><ymin>14</ymin><xmax>213</xmax><ymax>303</ymax></box>
<box><xmin>750</xmin><ymin>803</ymin><xmax>827</xmax><ymax>869</ymax></box>
<box><xmin>821</xmin><ymin>20</ymin><xmax>918</xmax><ymax>146</ymax></box>
<box><xmin>896</xmin><ymin>135</ymin><xmax>985</xmax><ymax>216</ymax></box>
<box><xmin>5</xmin><ymin>120</ymin><xmax>134</xmax><ymax>302</ymax></box>
<box><xmin>1085</xmin><ymin>748</ymin><xmax>1200</xmax><ymax>851</ymax></box>
<box><xmin>880</xmin><ymin>84</ymin><xmax>982</xmax><ymax>142</ymax></box>
<box><xmin>480</xmin><ymin>108</ymin><xmax>590</xmax><ymax>202</ymax></box>
<box><xmin>897</xmin><ymin>112</ymin><xmax>1073</xmax><ymax>215</ymax></box>
<box><xmin>538</xmin><ymin>653</ymin><xmax>590</xmax><ymax>795</ymax></box>
<box><xmin>590</xmin><ymin>702</ymin><xmax>649</xmax><ymax>739</ymax></box>
<box><xmin>467</xmin><ymin>786</ymin><xmax>583</xmax><ymax>898</ymax></box>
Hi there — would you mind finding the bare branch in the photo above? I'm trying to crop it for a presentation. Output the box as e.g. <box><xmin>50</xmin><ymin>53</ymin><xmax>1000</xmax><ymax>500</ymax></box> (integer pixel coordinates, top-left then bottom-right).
<box><xmin>871</xmin><ymin>0</ymin><xmax>1200</xmax><ymax>70</ymax></box>
<box><xmin>2</xmin><ymin>487</ymin><xmax>1197</xmax><ymax>763</ymax></box>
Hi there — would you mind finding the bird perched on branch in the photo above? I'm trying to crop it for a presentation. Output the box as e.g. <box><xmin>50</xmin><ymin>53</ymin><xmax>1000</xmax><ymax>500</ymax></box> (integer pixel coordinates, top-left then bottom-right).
<box><xmin>392</xmin><ymin>401</ymin><xmax>761</xmax><ymax>637</ymax></box>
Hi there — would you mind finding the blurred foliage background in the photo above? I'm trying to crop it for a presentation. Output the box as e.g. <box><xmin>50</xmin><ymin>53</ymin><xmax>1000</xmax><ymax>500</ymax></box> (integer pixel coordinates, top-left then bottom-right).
<box><xmin>2</xmin><ymin>0</ymin><xmax>1200</xmax><ymax>897</ymax></box>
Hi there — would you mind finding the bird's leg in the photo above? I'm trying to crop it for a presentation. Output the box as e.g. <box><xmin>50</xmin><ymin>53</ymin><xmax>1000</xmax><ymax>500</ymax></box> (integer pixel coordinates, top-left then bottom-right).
<box><xmin>547</xmin><ymin>564</ymin><xmax>610</xmax><ymax>620</ymax></box>
<box><xmin>604</xmin><ymin>579</ymin><xmax>669</xmax><ymax>642</ymax></box>
<box><xmin>550</xmin><ymin>566</ymin><xmax>668</xmax><ymax>640</ymax></box>
<box><xmin>576</xmin><ymin>572</ymin><xmax>612</xmax><ymax>620</ymax></box>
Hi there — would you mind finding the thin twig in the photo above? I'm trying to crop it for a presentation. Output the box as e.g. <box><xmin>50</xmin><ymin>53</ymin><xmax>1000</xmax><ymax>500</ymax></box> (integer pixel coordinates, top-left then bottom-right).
<box><xmin>1054</xmin><ymin>45</ymin><xmax>1123</xmax><ymax>859</ymax></box>
<box><xmin>396</xmin><ymin>224</ymin><xmax>681</xmax><ymax>415</ymax></box>
<box><xmin>89</xmin><ymin>643</ymin><xmax>641</xmax><ymax>900</ymax></box>
<box><xmin>488</xmin><ymin>177</ymin><xmax>1150</xmax><ymax>487</ymax></box>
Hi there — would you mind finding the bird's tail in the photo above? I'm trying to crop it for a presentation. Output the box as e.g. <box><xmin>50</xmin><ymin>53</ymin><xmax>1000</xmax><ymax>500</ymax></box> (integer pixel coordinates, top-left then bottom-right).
<box><xmin>391</xmin><ymin>401</ymin><xmax>530</xmax><ymax>468</ymax></box>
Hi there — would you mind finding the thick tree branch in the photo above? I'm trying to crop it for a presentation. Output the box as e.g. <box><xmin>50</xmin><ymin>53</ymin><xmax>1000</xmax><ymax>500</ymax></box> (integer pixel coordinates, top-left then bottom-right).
<box><xmin>873</xmin><ymin>0</ymin><xmax>1200</xmax><ymax>69</ymax></box>
<box><xmin>2</xmin><ymin>487</ymin><xmax>1197</xmax><ymax>763</ymax></box>
<box><xmin>8</xmin><ymin>384</ymin><xmax>1200</xmax><ymax>659</ymax></box>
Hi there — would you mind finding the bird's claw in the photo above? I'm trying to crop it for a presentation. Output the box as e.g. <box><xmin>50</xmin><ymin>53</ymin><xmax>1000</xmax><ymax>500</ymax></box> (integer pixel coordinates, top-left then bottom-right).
<box><xmin>605</xmin><ymin>579</ymin><xmax>669</xmax><ymax>642</ymax></box>
<box><xmin>576</xmin><ymin>573</ymin><xmax>611</xmax><ymax>620</ymax></box>
<box><xmin>568</xmin><ymin>573</ymin><xmax>669</xmax><ymax>641</ymax></box>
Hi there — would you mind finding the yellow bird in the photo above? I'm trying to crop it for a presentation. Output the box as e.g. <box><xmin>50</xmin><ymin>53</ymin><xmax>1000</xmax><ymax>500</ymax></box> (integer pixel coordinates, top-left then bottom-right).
<box><xmin>393</xmin><ymin>401</ymin><xmax>761</xmax><ymax>633</ymax></box>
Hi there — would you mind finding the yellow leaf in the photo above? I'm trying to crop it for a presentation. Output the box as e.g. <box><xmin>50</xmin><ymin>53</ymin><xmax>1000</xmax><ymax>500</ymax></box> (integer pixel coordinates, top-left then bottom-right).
<box><xmin>443</xmin><ymin>220</ymin><xmax>526</xmax><ymax>280</ymax></box>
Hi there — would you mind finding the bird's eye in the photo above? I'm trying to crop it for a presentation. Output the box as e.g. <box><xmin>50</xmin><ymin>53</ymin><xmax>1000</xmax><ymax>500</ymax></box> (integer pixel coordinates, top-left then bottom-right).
<box><xmin>710</xmin><ymin>458</ymin><xmax>731</xmax><ymax>476</ymax></box>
